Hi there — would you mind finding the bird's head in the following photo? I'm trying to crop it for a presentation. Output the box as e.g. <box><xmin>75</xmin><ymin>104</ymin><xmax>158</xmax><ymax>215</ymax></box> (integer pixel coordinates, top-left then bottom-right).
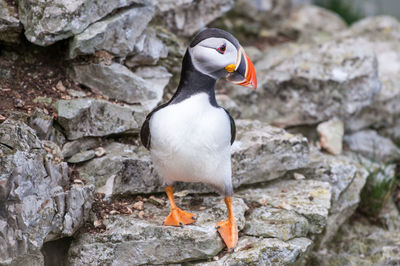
<box><xmin>188</xmin><ymin>28</ymin><xmax>257</xmax><ymax>89</ymax></box>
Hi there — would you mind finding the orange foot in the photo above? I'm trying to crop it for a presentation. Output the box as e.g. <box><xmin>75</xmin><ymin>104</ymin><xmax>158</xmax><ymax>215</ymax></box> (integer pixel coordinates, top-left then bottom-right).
<box><xmin>216</xmin><ymin>219</ymin><xmax>238</xmax><ymax>252</ymax></box>
<box><xmin>164</xmin><ymin>208</ymin><xmax>196</xmax><ymax>227</ymax></box>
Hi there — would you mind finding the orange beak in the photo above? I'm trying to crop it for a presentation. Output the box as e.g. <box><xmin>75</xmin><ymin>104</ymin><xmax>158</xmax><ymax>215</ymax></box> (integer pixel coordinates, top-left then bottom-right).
<box><xmin>226</xmin><ymin>47</ymin><xmax>257</xmax><ymax>89</ymax></box>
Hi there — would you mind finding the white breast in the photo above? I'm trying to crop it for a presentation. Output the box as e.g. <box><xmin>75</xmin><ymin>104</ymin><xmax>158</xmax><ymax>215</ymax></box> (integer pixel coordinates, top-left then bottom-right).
<box><xmin>149</xmin><ymin>93</ymin><xmax>232</xmax><ymax>193</ymax></box>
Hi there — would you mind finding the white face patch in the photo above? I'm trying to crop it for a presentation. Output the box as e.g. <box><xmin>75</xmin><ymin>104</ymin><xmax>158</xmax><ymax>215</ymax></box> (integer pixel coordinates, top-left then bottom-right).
<box><xmin>189</xmin><ymin>37</ymin><xmax>238</xmax><ymax>78</ymax></box>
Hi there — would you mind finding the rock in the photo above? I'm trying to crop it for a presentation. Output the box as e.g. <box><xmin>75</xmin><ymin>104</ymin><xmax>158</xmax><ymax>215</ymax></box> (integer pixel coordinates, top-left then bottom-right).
<box><xmin>77</xmin><ymin>120</ymin><xmax>309</xmax><ymax>196</ymax></box>
<box><xmin>56</xmin><ymin>98</ymin><xmax>145</xmax><ymax>140</ymax></box>
<box><xmin>215</xmin><ymin>94</ymin><xmax>241</xmax><ymax>118</ymax></box>
<box><xmin>69</xmin><ymin>63</ymin><xmax>169</xmax><ymax>109</ymax></box>
<box><xmin>344</xmin><ymin>130</ymin><xmax>400</xmax><ymax>162</ymax></box>
<box><xmin>0</xmin><ymin>0</ymin><xmax>21</xmax><ymax>43</ymax></box>
<box><xmin>28</xmin><ymin>109</ymin><xmax>66</xmax><ymax>146</ymax></box>
<box><xmin>67</xmin><ymin>196</ymin><xmax>247</xmax><ymax>265</ymax></box>
<box><xmin>231</xmin><ymin>120</ymin><xmax>309</xmax><ymax>186</ymax></box>
<box><xmin>300</xmin><ymin>148</ymin><xmax>368</xmax><ymax>247</ymax></box>
<box><xmin>61</xmin><ymin>137</ymin><xmax>101</xmax><ymax>158</ymax></box>
<box><xmin>159</xmin><ymin>0</ymin><xmax>235</xmax><ymax>37</ymax></box>
<box><xmin>237</xmin><ymin>179</ymin><xmax>332</xmax><ymax>235</ymax></box>
<box><xmin>132</xmin><ymin>66</ymin><xmax>172</xmax><ymax>109</ymax></box>
<box><xmin>0</xmin><ymin>119</ymin><xmax>94</xmax><ymax>265</ymax></box>
<box><xmin>244</xmin><ymin>207</ymin><xmax>309</xmax><ymax>241</ymax></box>
<box><xmin>67</xmin><ymin>89</ymin><xmax>87</xmax><ymax>98</ymax></box>
<box><xmin>201</xmin><ymin>236</ymin><xmax>313</xmax><ymax>266</ymax></box>
<box><xmin>278</xmin><ymin>4</ymin><xmax>347</xmax><ymax>43</ymax></box>
<box><xmin>341</xmin><ymin>15</ymin><xmax>400</xmax><ymax>42</ymax></box>
<box><xmin>124</xmin><ymin>28</ymin><xmax>168</xmax><ymax>67</ymax></box>
<box><xmin>311</xmin><ymin>200</ymin><xmax>400</xmax><ymax>266</ymax></box>
<box><xmin>67</xmin><ymin>149</ymin><xmax>96</xmax><ymax>163</ymax></box>
<box><xmin>68</xmin><ymin>6</ymin><xmax>154</xmax><ymax>58</ymax></box>
<box><xmin>317</xmin><ymin>118</ymin><xmax>344</xmax><ymax>155</ymax></box>
<box><xmin>233</xmin><ymin>38</ymin><xmax>381</xmax><ymax>127</ymax></box>
<box><xmin>18</xmin><ymin>0</ymin><xmax>150</xmax><ymax>46</ymax></box>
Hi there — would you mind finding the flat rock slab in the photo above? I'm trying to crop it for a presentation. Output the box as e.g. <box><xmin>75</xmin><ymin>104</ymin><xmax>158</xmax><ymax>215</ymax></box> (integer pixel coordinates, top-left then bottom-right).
<box><xmin>56</xmin><ymin>99</ymin><xmax>145</xmax><ymax>140</ymax></box>
<box><xmin>244</xmin><ymin>206</ymin><xmax>309</xmax><ymax>241</ymax></box>
<box><xmin>200</xmin><ymin>236</ymin><xmax>313</xmax><ymax>266</ymax></box>
<box><xmin>68</xmin><ymin>6</ymin><xmax>154</xmax><ymax>58</ymax></box>
<box><xmin>18</xmin><ymin>0</ymin><xmax>152</xmax><ymax>46</ymax></box>
<box><xmin>67</xmin><ymin>197</ymin><xmax>248</xmax><ymax>265</ymax></box>
<box><xmin>237</xmin><ymin>179</ymin><xmax>332</xmax><ymax>235</ymax></box>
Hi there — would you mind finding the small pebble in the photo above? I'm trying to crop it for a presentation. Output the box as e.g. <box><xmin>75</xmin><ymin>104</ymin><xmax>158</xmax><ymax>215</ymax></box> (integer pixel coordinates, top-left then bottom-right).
<box><xmin>138</xmin><ymin>211</ymin><xmax>144</xmax><ymax>219</ymax></box>
<box><xmin>294</xmin><ymin>173</ymin><xmax>306</xmax><ymax>180</ymax></box>
<box><xmin>132</xmin><ymin>201</ymin><xmax>144</xmax><ymax>211</ymax></box>
<box><xmin>95</xmin><ymin>147</ymin><xmax>106</xmax><ymax>157</ymax></box>
<box><xmin>93</xmin><ymin>220</ymin><xmax>103</xmax><ymax>228</ymax></box>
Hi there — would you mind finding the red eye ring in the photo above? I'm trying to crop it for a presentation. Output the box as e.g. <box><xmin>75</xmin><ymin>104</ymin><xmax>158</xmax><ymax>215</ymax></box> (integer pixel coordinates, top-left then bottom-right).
<box><xmin>217</xmin><ymin>44</ymin><xmax>226</xmax><ymax>54</ymax></box>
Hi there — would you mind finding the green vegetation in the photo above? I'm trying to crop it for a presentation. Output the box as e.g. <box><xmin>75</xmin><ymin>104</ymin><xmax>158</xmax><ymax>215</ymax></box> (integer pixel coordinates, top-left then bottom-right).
<box><xmin>314</xmin><ymin>0</ymin><xmax>364</xmax><ymax>24</ymax></box>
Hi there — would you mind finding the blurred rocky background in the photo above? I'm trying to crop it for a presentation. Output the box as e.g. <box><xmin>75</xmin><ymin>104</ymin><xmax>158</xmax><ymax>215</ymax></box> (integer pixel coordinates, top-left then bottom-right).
<box><xmin>0</xmin><ymin>0</ymin><xmax>399</xmax><ymax>265</ymax></box>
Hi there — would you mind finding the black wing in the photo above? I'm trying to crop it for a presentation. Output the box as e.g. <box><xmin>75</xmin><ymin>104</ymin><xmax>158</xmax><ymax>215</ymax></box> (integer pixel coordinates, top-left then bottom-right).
<box><xmin>140</xmin><ymin>103</ymin><xmax>169</xmax><ymax>150</ymax></box>
<box><xmin>222</xmin><ymin>108</ymin><xmax>236</xmax><ymax>145</ymax></box>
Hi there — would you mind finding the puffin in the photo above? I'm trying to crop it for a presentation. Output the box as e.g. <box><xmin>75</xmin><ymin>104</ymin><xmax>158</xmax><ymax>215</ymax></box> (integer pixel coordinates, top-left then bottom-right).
<box><xmin>140</xmin><ymin>28</ymin><xmax>257</xmax><ymax>251</ymax></box>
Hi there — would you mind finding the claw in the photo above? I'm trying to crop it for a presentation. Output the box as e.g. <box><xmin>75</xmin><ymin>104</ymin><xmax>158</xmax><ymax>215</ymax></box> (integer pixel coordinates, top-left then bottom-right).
<box><xmin>216</xmin><ymin>219</ymin><xmax>238</xmax><ymax>251</ymax></box>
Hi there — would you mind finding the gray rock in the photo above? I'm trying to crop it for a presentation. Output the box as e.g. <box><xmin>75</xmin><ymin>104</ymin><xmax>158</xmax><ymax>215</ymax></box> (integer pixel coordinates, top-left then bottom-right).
<box><xmin>67</xmin><ymin>149</ymin><xmax>96</xmax><ymax>163</ymax></box>
<box><xmin>0</xmin><ymin>119</ymin><xmax>94</xmax><ymax>265</ymax></box>
<box><xmin>78</xmin><ymin>120</ymin><xmax>309</xmax><ymax>196</ymax></box>
<box><xmin>68</xmin><ymin>6</ymin><xmax>154</xmax><ymax>58</ymax></box>
<box><xmin>233</xmin><ymin>38</ymin><xmax>381</xmax><ymax>127</ymax></box>
<box><xmin>133</xmin><ymin>66</ymin><xmax>172</xmax><ymax>109</ymax></box>
<box><xmin>215</xmin><ymin>94</ymin><xmax>241</xmax><ymax>119</ymax></box>
<box><xmin>0</xmin><ymin>0</ymin><xmax>21</xmax><ymax>43</ymax></box>
<box><xmin>158</xmin><ymin>0</ymin><xmax>235</xmax><ymax>37</ymax></box>
<box><xmin>69</xmin><ymin>63</ymin><xmax>169</xmax><ymax>109</ymax></box>
<box><xmin>344</xmin><ymin>130</ymin><xmax>400</xmax><ymax>162</ymax></box>
<box><xmin>56</xmin><ymin>98</ymin><xmax>145</xmax><ymax>140</ymax></box>
<box><xmin>201</xmin><ymin>236</ymin><xmax>313</xmax><ymax>266</ymax></box>
<box><xmin>28</xmin><ymin>109</ymin><xmax>66</xmax><ymax>146</ymax></box>
<box><xmin>18</xmin><ymin>0</ymin><xmax>150</xmax><ymax>46</ymax></box>
<box><xmin>231</xmin><ymin>120</ymin><xmax>309</xmax><ymax>186</ymax></box>
<box><xmin>237</xmin><ymin>180</ymin><xmax>332</xmax><ymax>235</ymax></box>
<box><xmin>311</xmin><ymin>200</ymin><xmax>400</xmax><ymax>266</ymax></box>
<box><xmin>61</xmin><ymin>137</ymin><xmax>102</xmax><ymax>158</ymax></box>
<box><xmin>124</xmin><ymin>28</ymin><xmax>168</xmax><ymax>67</ymax></box>
<box><xmin>301</xmin><ymin>148</ymin><xmax>368</xmax><ymax>247</ymax></box>
<box><xmin>279</xmin><ymin>4</ymin><xmax>347</xmax><ymax>43</ymax></box>
<box><xmin>244</xmin><ymin>207</ymin><xmax>309</xmax><ymax>241</ymax></box>
<box><xmin>317</xmin><ymin>118</ymin><xmax>344</xmax><ymax>155</ymax></box>
<box><xmin>67</xmin><ymin>196</ymin><xmax>248</xmax><ymax>265</ymax></box>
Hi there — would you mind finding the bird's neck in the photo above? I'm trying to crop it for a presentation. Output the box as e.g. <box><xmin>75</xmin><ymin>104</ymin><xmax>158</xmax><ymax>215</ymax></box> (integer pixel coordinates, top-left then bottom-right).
<box><xmin>170</xmin><ymin>50</ymin><xmax>218</xmax><ymax>106</ymax></box>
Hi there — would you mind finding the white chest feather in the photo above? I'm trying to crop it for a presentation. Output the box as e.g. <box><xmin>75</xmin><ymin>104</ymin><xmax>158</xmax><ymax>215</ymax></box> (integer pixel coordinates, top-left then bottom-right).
<box><xmin>149</xmin><ymin>93</ymin><xmax>232</xmax><ymax>190</ymax></box>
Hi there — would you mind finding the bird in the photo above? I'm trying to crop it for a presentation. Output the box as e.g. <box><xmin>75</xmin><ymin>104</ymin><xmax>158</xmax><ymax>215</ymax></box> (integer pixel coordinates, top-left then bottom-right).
<box><xmin>140</xmin><ymin>28</ymin><xmax>257</xmax><ymax>251</ymax></box>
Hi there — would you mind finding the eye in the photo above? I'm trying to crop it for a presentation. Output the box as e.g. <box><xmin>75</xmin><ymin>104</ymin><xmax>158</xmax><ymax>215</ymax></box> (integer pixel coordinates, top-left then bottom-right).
<box><xmin>216</xmin><ymin>44</ymin><xmax>226</xmax><ymax>54</ymax></box>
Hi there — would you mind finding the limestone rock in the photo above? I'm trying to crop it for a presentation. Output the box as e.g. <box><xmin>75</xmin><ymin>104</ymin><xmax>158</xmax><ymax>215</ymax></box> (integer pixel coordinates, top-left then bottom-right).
<box><xmin>231</xmin><ymin>120</ymin><xmax>309</xmax><ymax>186</ymax></box>
<box><xmin>0</xmin><ymin>119</ymin><xmax>94</xmax><ymax>265</ymax></box>
<box><xmin>201</xmin><ymin>237</ymin><xmax>313</xmax><ymax>266</ymax></box>
<box><xmin>18</xmin><ymin>0</ymin><xmax>150</xmax><ymax>46</ymax></box>
<box><xmin>233</xmin><ymin>38</ymin><xmax>381</xmax><ymax>127</ymax></box>
<box><xmin>68</xmin><ymin>6</ymin><xmax>155</xmax><ymax>58</ymax></box>
<box><xmin>67</xmin><ymin>149</ymin><xmax>96</xmax><ymax>163</ymax></box>
<box><xmin>28</xmin><ymin>109</ymin><xmax>66</xmax><ymax>146</ymax></box>
<box><xmin>244</xmin><ymin>207</ymin><xmax>309</xmax><ymax>241</ymax></box>
<box><xmin>124</xmin><ymin>28</ymin><xmax>168</xmax><ymax>67</ymax></box>
<box><xmin>159</xmin><ymin>0</ymin><xmax>235</xmax><ymax>37</ymax></box>
<box><xmin>69</xmin><ymin>63</ymin><xmax>169</xmax><ymax>109</ymax></box>
<box><xmin>67</xmin><ymin>196</ymin><xmax>247</xmax><ymax>265</ymax></box>
<box><xmin>279</xmin><ymin>4</ymin><xmax>347</xmax><ymax>43</ymax></box>
<box><xmin>237</xmin><ymin>179</ymin><xmax>332</xmax><ymax>235</ymax></box>
<box><xmin>61</xmin><ymin>137</ymin><xmax>102</xmax><ymax>158</ymax></box>
<box><xmin>301</xmin><ymin>148</ymin><xmax>368</xmax><ymax>247</ymax></box>
<box><xmin>0</xmin><ymin>0</ymin><xmax>21</xmax><ymax>43</ymax></box>
<box><xmin>344</xmin><ymin>130</ymin><xmax>400</xmax><ymax>162</ymax></box>
<box><xmin>77</xmin><ymin>120</ymin><xmax>309</xmax><ymax>196</ymax></box>
<box><xmin>56</xmin><ymin>98</ymin><xmax>145</xmax><ymax>140</ymax></box>
<box><xmin>317</xmin><ymin>118</ymin><xmax>344</xmax><ymax>155</ymax></box>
